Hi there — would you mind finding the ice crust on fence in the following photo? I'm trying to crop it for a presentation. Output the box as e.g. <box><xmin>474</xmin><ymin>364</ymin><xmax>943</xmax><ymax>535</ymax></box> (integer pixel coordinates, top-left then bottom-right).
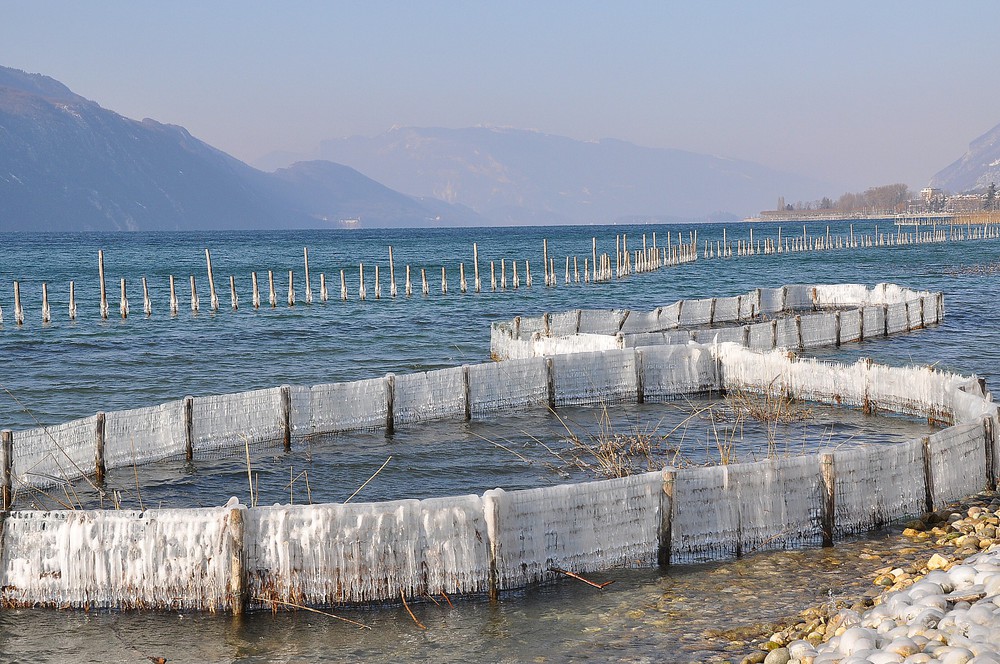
<box><xmin>104</xmin><ymin>400</ymin><xmax>188</xmax><ymax>468</ymax></box>
<box><xmin>484</xmin><ymin>473</ymin><xmax>661</xmax><ymax>589</ymax></box>
<box><xmin>191</xmin><ymin>387</ymin><xmax>284</xmax><ymax>455</ymax></box>
<box><xmin>12</xmin><ymin>415</ymin><xmax>99</xmax><ymax>488</ymax></box>
<box><xmin>552</xmin><ymin>349</ymin><xmax>637</xmax><ymax>405</ymax></box>
<box><xmin>394</xmin><ymin>367</ymin><xmax>466</xmax><ymax>424</ymax></box>
<box><xmin>928</xmin><ymin>422</ymin><xmax>988</xmax><ymax>507</ymax></box>
<box><xmin>489</xmin><ymin>283</ymin><xmax>941</xmax><ymax>360</ymax></box>
<box><xmin>247</xmin><ymin>495</ymin><xmax>490</xmax><ymax>607</ymax></box>
<box><xmin>638</xmin><ymin>344</ymin><xmax>719</xmax><ymax>399</ymax></box>
<box><xmin>833</xmin><ymin>438</ymin><xmax>926</xmax><ymax>536</ymax></box>
<box><xmin>0</xmin><ymin>507</ymin><xmax>235</xmax><ymax>610</ymax></box>
<box><xmin>467</xmin><ymin>357</ymin><xmax>548</xmax><ymax>415</ymax></box>
<box><xmin>310</xmin><ymin>377</ymin><xmax>387</xmax><ymax>433</ymax></box>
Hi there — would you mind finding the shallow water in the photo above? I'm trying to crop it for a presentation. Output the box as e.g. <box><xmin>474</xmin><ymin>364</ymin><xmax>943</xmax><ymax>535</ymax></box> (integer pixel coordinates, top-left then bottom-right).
<box><xmin>1</xmin><ymin>221</ymin><xmax>999</xmax><ymax>661</ymax></box>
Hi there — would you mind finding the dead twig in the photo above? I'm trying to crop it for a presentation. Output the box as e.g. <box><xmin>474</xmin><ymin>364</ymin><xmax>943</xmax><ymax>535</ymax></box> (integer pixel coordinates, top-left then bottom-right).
<box><xmin>345</xmin><ymin>456</ymin><xmax>391</xmax><ymax>504</ymax></box>
<box><xmin>548</xmin><ymin>566</ymin><xmax>615</xmax><ymax>590</ymax></box>
<box><xmin>400</xmin><ymin>588</ymin><xmax>426</xmax><ymax>629</ymax></box>
<box><xmin>253</xmin><ymin>596</ymin><xmax>370</xmax><ymax>629</ymax></box>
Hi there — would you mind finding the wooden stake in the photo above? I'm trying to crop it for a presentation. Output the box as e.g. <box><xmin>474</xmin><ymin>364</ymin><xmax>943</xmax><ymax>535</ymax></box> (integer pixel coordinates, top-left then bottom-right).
<box><xmin>421</xmin><ymin>268</ymin><xmax>428</xmax><ymax>296</ymax></box>
<box><xmin>119</xmin><ymin>278</ymin><xmax>128</xmax><ymax>318</ymax></box>
<box><xmin>69</xmin><ymin>281</ymin><xmax>77</xmax><ymax>320</ymax></box>
<box><xmin>542</xmin><ymin>238</ymin><xmax>549</xmax><ymax>286</ymax></box>
<box><xmin>320</xmin><ymin>273</ymin><xmax>328</xmax><ymax>301</ymax></box>
<box><xmin>41</xmin><ymin>282</ymin><xmax>50</xmax><ymax>323</ymax></box>
<box><xmin>169</xmin><ymin>275</ymin><xmax>178</xmax><ymax>315</ymax></box>
<box><xmin>268</xmin><ymin>270</ymin><xmax>277</xmax><ymax>307</ymax></box>
<box><xmin>205</xmin><ymin>249</ymin><xmax>219</xmax><ymax>311</ymax></box>
<box><xmin>340</xmin><ymin>269</ymin><xmax>348</xmax><ymax>300</ymax></box>
<box><xmin>405</xmin><ymin>265</ymin><xmax>412</xmax><ymax>296</ymax></box>
<box><xmin>460</xmin><ymin>262</ymin><xmax>467</xmax><ymax>292</ymax></box>
<box><xmin>473</xmin><ymin>243</ymin><xmax>481</xmax><ymax>292</ymax></box>
<box><xmin>441</xmin><ymin>266</ymin><xmax>447</xmax><ymax>294</ymax></box>
<box><xmin>490</xmin><ymin>261</ymin><xmax>496</xmax><ymax>291</ymax></box>
<box><xmin>287</xmin><ymin>270</ymin><xmax>295</xmax><ymax>306</ymax></box>
<box><xmin>500</xmin><ymin>259</ymin><xmax>506</xmax><ymax>289</ymax></box>
<box><xmin>142</xmin><ymin>276</ymin><xmax>151</xmax><ymax>316</ymax></box>
<box><xmin>230</xmin><ymin>275</ymin><xmax>238</xmax><ymax>310</ymax></box>
<box><xmin>359</xmin><ymin>263</ymin><xmax>366</xmax><ymax>300</ymax></box>
<box><xmin>252</xmin><ymin>271</ymin><xmax>260</xmax><ymax>308</ymax></box>
<box><xmin>14</xmin><ymin>281</ymin><xmax>23</xmax><ymax>325</ymax></box>
<box><xmin>98</xmin><ymin>249</ymin><xmax>108</xmax><ymax>319</ymax></box>
<box><xmin>389</xmin><ymin>246</ymin><xmax>397</xmax><ymax>297</ymax></box>
<box><xmin>190</xmin><ymin>275</ymin><xmax>199</xmax><ymax>312</ymax></box>
<box><xmin>303</xmin><ymin>247</ymin><xmax>312</xmax><ymax>303</ymax></box>
<box><xmin>375</xmin><ymin>265</ymin><xmax>382</xmax><ymax>299</ymax></box>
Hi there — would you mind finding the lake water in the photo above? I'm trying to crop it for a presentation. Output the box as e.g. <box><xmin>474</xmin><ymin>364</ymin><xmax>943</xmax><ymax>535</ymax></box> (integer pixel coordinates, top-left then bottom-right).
<box><xmin>0</xmin><ymin>221</ymin><xmax>997</xmax><ymax>662</ymax></box>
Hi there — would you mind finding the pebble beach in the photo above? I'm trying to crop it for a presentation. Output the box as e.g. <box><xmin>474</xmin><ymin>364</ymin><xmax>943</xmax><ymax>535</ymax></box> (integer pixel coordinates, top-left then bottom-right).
<box><xmin>738</xmin><ymin>490</ymin><xmax>1000</xmax><ymax>664</ymax></box>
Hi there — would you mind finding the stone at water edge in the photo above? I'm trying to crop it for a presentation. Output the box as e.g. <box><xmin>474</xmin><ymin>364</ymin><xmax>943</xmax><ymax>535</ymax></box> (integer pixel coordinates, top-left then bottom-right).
<box><xmin>926</xmin><ymin>553</ymin><xmax>951</xmax><ymax>570</ymax></box>
<box><xmin>762</xmin><ymin>648</ymin><xmax>790</xmax><ymax>664</ymax></box>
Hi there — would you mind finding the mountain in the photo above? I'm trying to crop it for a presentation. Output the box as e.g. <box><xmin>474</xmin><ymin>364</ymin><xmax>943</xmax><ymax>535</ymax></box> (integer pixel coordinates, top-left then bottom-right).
<box><xmin>930</xmin><ymin>122</ymin><xmax>1000</xmax><ymax>193</ymax></box>
<box><xmin>256</xmin><ymin>126</ymin><xmax>828</xmax><ymax>223</ymax></box>
<box><xmin>0</xmin><ymin>66</ymin><xmax>474</xmax><ymax>231</ymax></box>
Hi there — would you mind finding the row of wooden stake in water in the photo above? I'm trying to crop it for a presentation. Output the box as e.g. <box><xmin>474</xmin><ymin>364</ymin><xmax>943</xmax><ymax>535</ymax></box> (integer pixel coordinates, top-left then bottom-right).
<box><xmin>0</xmin><ymin>231</ymin><xmax>700</xmax><ymax>324</ymax></box>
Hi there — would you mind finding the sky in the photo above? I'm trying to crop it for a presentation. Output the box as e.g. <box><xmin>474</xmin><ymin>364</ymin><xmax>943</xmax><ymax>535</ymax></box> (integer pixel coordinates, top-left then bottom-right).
<box><xmin>2</xmin><ymin>1</ymin><xmax>999</xmax><ymax>195</ymax></box>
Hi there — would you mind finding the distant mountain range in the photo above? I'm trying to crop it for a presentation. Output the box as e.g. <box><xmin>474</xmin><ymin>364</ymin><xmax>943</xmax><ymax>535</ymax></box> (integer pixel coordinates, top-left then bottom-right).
<box><xmin>0</xmin><ymin>66</ymin><xmax>475</xmax><ymax>231</ymax></box>
<box><xmin>930</xmin><ymin>121</ymin><xmax>1000</xmax><ymax>193</ymax></box>
<box><xmin>257</xmin><ymin>126</ymin><xmax>829</xmax><ymax>224</ymax></box>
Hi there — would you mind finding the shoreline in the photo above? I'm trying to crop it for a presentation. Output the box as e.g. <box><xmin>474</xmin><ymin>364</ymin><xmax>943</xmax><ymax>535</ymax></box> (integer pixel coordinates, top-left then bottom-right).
<box><xmin>733</xmin><ymin>489</ymin><xmax>1000</xmax><ymax>664</ymax></box>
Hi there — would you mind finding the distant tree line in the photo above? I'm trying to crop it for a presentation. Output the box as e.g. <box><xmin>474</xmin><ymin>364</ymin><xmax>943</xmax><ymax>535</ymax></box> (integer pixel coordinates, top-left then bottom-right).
<box><xmin>777</xmin><ymin>184</ymin><xmax>913</xmax><ymax>214</ymax></box>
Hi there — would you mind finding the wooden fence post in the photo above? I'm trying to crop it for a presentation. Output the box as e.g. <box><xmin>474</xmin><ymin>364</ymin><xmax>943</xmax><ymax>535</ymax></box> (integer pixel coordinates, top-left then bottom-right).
<box><xmin>922</xmin><ymin>436</ymin><xmax>935</xmax><ymax>512</ymax></box>
<box><xmin>820</xmin><ymin>453</ymin><xmax>835</xmax><ymax>547</ymax></box>
<box><xmin>95</xmin><ymin>411</ymin><xmax>107</xmax><ymax>485</ymax></box>
<box><xmin>1</xmin><ymin>429</ymin><xmax>12</xmax><ymax>511</ymax></box>
<box><xmin>658</xmin><ymin>469</ymin><xmax>676</xmax><ymax>567</ymax></box>
<box><xmin>228</xmin><ymin>506</ymin><xmax>248</xmax><ymax>616</ymax></box>
<box><xmin>463</xmin><ymin>365</ymin><xmax>472</xmax><ymax>421</ymax></box>
<box><xmin>184</xmin><ymin>396</ymin><xmax>194</xmax><ymax>461</ymax></box>
<box><xmin>280</xmin><ymin>385</ymin><xmax>292</xmax><ymax>452</ymax></box>
<box><xmin>546</xmin><ymin>357</ymin><xmax>556</xmax><ymax>410</ymax></box>
<box><xmin>303</xmin><ymin>247</ymin><xmax>312</xmax><ymax>304</ymax></box>
<box><xmin>190</xmin><ymin>275</ymin><xmax>200</xmax><ymax>312</ymax></box>
<box><xmin>634</xmin><ymin>349</ymin><xmax>645</xmax><ymax>404</ymax></box>
<box><xmin>385</xmin><ymin>374</ymin><xmax>396</xmax><ymax>436</ymax></box>
<box><xmin>69</xmin><ymin>281</ymin><xmax>77</xmax><ymax>320</ymax></box>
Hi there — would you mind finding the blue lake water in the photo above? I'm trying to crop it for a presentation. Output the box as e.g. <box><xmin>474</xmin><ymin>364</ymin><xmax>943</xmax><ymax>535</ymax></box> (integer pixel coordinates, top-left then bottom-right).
<box><xmin>0</xmin><ymin>220</ymin><xmax>997</xmax><ymax>662</ymax></box>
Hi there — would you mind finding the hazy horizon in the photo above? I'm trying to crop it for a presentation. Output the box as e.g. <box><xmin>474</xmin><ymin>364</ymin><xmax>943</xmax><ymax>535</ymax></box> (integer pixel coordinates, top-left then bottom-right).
<box><xmin>3</xmin><ymin>1</ymin><xmax>999</xmax><ymax>196</ymax></box>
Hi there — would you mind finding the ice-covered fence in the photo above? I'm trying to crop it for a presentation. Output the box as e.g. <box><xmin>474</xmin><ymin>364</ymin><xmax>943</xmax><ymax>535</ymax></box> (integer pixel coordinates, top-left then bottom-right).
<box><xmin>490</xmin><ymin>283</ymin><xmax>941</xmax><ymax>360</ymax></box>
<box><xmin>484</xmin><ymin>474</ymin><xmax>662</xmax><ymax>589</ymax></box>
<box><xmin>0</xmin><ymin>506</ymin><xmax>239</xmax><ymax>611</ymax></box>
<box><xmin>0</xmin><ymin>342</ymin><xmax>998</xmax><ymax>613</ymax></box>
<box><xmin>247</xmin><ymin>494</ymin><xmax>491</xmax><ymax>607</ymax></box>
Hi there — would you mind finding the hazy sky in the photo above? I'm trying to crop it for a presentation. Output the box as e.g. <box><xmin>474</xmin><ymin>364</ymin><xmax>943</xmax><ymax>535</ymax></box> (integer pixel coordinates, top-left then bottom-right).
<box><xmin>3</xmin><ymin>1</ymin><xmax>999</xmax><ymax>194</ymax></box>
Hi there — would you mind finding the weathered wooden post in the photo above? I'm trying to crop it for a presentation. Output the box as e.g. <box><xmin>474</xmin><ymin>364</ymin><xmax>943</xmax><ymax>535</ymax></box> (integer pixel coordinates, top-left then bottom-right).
<box><xmin>385</xmin><ymin>373</ymin><xmax>396</xmax><ymax>435</ymax></box>
<box><xmin>389</xmin><ymin>246</ymin><xmax>397</xmax><ymax>297</ymax></box>
<box><xmin>564</xmin><ymin>256</ymin><xmax>570</xmax><ymax>284</ymax></box>
<box><xmin>405</xmin><ymin>265</ymin><xmax>412</xmax><ymax>297</ymax></box>
<box><xmin>228</xmin><ymin>504</ymin><xmax>248</xmax><ymax>616</ymax></box>
<box><xmin>287</xmin><ymin>270</ymin><xmax>295</xmax><ymax>306</ymax></box>
<box><xmin>441</xmin><ymin>266</ymin><xmax>448</xmax><ymax>294</ymax></box>
<box><xmin>490</xmin><ymin>261</ymin><xmax>496</xmax><ymax>291</ymax></box>
<box><xmin>98</xmin><ymin>249</ymin><xmax>108</xmax><ymax>319</ymax></box>
<box><xmin>169</xmin><ymin>275</ymin><xmax>178</xmax><ymax>315</ymax></box>
<box><xmin>658</xmin><ymin>469</ymin><xmax>676</xmax><ymax>567</ymax></box>
<box><xmin>268</xmin><ymin>270</ymin><xmax>277</xmax><ymax>308</ymax></box>
<box><xmin>320</xmin><ymin>273</ymin><xmax>328</xmax><ymax>302</ymax></box>
<box><xmin>230</xmin><ymin>275</ymin><xmax>238</xmax><ymax>310</ymax></box>
<box><xmin>525</xmin><ymin>260</ymin><xmax>532</xmax><ymax>287</ymax></box>
<box><xmin>251</xmin><ymin>272</ymin><xmax>260</xmax><ymax>309</ymax></box>
<box><xmin>340</xmin><ymin>270</ymin><xmax>348</xmax><ymax>301</ymax></box>
<box><xmin>13</xmin><ymin>281</ymin><xmax>23</xmax><ymax>326</ymax></box>
<box><xmin>820</xmin><ymin>453</ymin><xmax>835</xmax><ymax>546</ymax></box>
<box><xmin>303</xmin><ymin>247</ymin><xmax>312</xmax><ymax>304</ymax></box>
<box><xmin>1</xmin><ymin>429</ymin><xmax>13</xmax><ymax>510</ymax></box>
<box><xmin>358</xmin><ymin>263</ymin><xmax>366</xmax><ymax>300</ymax></box>
<box><xmin>542</xmin><ymin>238</ymin><xmax>549</xmax><ymax>286</ymax></box>
<box><xmin>119</xmin><ymin>278</ymin><xmax>129</xmax><ymax>318</ymax></box>
<box><xmin>473</xmin><ymin>243</ymin><xmax>481</xmax><ymax>292</ymax></box>
<box><xmin>205</xmin><ymin>249</ymin><xmax>219</xmax><ymax>312</ymax></box>
<box><xmin>95</xmin><ymin>411</ymin><xmax>107</xmax><ymax>485</ymax></box>
<box><xmin>592</xmin><ymin>237</ymin><xmax>598</xmax><ymax>282</ymax></box>
<box><xmin>374</xmin><ymin>265</ymin><xmax>382</xmax><ymax>299</ymax></box>
<box><xmin>421</xmin><ymin>268</ymin><xmax>429</xmax><ymax>296</ymax></box>
<box><xmin>500</xmin><ymin>259</ymin><xmax>506</xmax><ymax>290</ymax></box>
<box><xmin>142</xmin><ymin>277</ymin><xmax>151</xmax><ymax>316</ymax></box>
<box><xmin>512</xmin><ymin>261</ymin><xmax>519</xmax><ymax>289</ymax></box>
<box><xmin>190</xmin><ymin>275</ymin><xmax>199</xmax><ymax>312</ymax></box>
<box><xmin>460</xmin><ymin>263</ymin><xmax>467</xmax><ymax>293</ymax></box>
<box><xmin>69</xmin><ymin>281</ymin><xmax>77</xmax><ymax>320</ymax></box>
<box><xmin>41</xmin><ymin>283</ymin><xmax>50</xmax><ymax>323</ymax></box>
